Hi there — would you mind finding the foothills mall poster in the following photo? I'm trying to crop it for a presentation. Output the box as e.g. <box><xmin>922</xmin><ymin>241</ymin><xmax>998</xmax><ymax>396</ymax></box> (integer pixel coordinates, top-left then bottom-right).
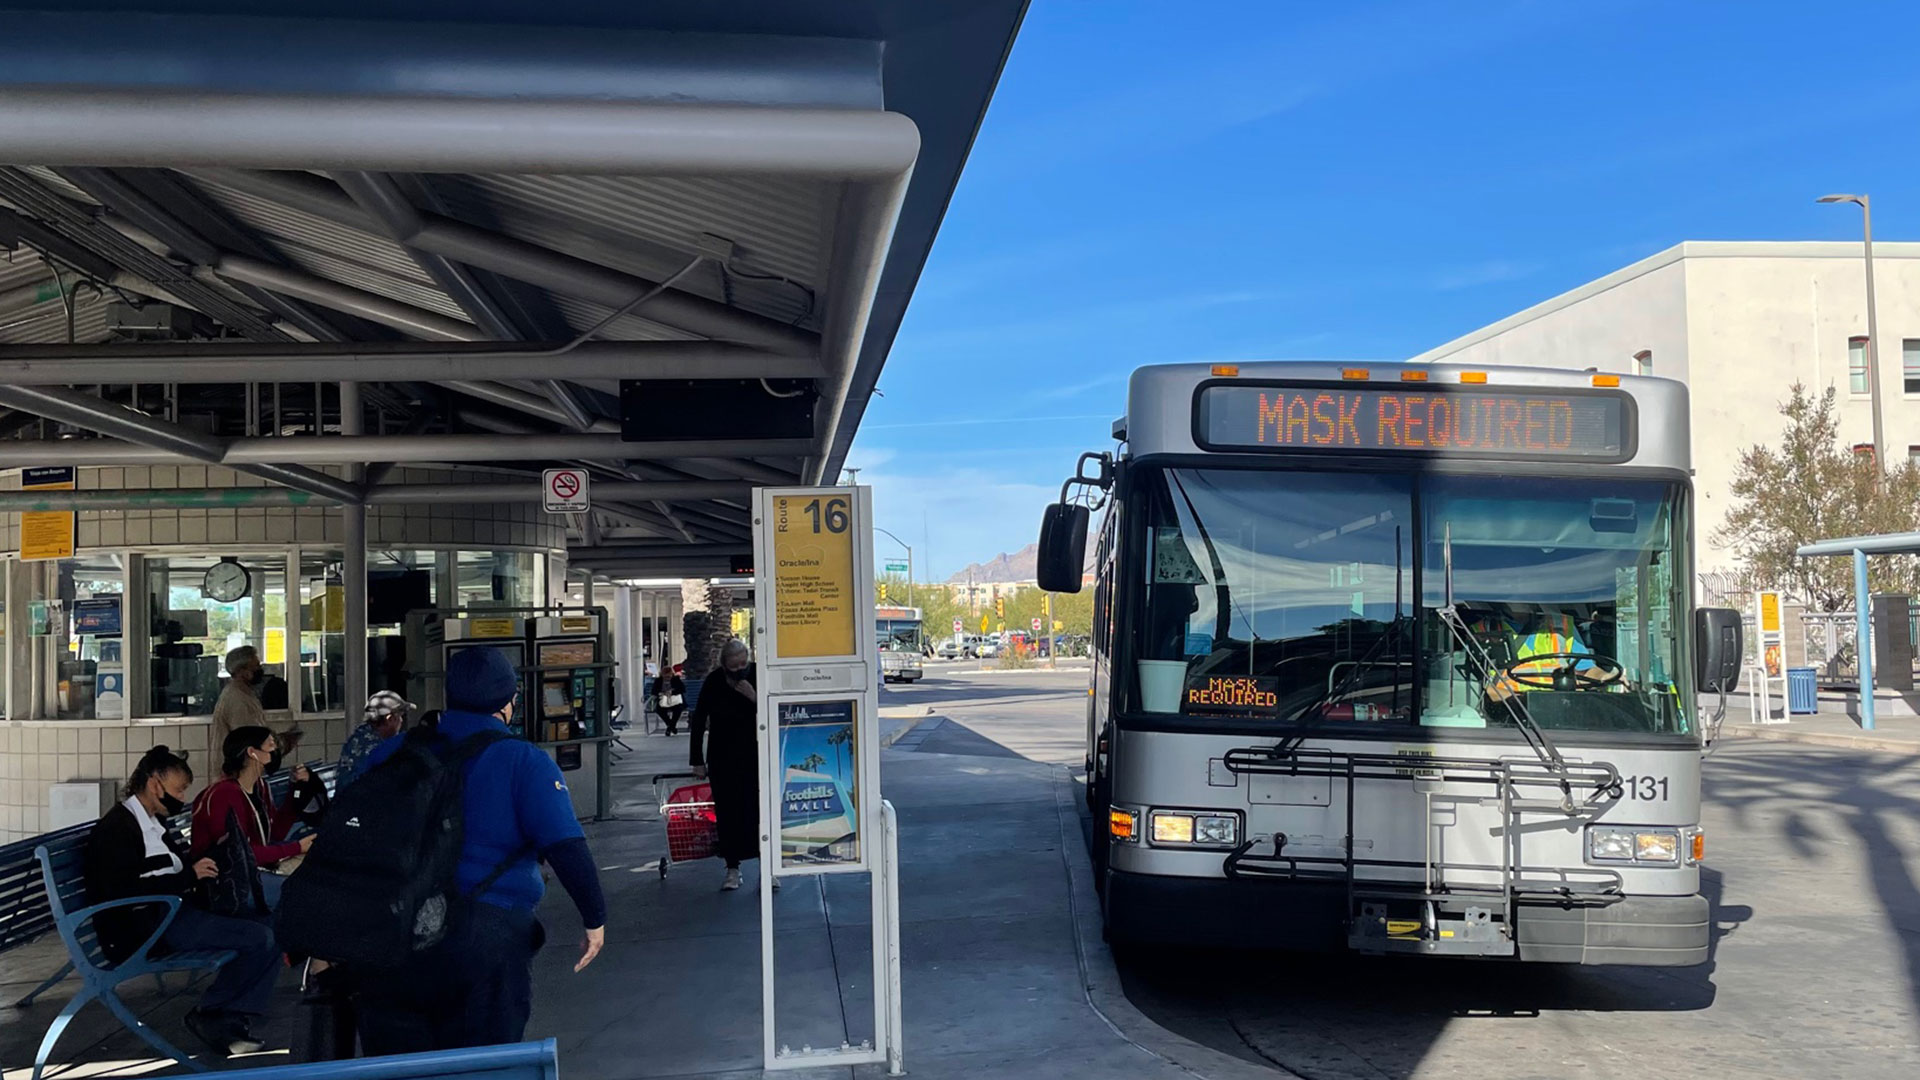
<box><xmin>777</xmin><ymin>699</ymin><xmax>860</xmax><ymax>868</ymax></box>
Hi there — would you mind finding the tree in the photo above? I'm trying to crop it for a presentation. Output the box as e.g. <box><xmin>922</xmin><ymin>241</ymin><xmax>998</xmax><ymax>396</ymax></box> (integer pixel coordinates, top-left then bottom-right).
<box><xmin>679</xmin><ymin>578</ymin><xmax>734</xmax><ymax>680</ymax></box>
<box><xmin>1714</xmin><ymin>383</ymin><xmax>1920</xmax><ymax>611</ymax></box>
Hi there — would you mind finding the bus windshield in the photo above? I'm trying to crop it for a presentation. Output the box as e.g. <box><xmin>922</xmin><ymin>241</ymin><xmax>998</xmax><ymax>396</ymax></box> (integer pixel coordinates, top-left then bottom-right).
<box><xmin>1132</xmin><ymin>467</ymin><xmax>1690</xmax><ymax>736</ymax></box>
<box><xmin>877</xmin><ymin>619</ymin><xmax>923</xmax><ymax>652</ymax></box>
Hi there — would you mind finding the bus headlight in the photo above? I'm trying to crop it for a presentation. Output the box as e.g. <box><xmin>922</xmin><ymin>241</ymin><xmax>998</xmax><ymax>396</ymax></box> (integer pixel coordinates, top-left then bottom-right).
<box><xmin>1148</xmin><ymin>811</ymin><xmax>1238</xmax><ymax>848</ymax></box>
<box><xmin>1587</xmin><ymin>826</ymin><xmax>1682</xmax><ymax>864</ymax></box>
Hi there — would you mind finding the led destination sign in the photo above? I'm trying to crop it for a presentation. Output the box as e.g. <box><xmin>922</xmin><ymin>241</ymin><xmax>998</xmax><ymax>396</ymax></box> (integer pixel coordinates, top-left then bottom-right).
<box><xmin>1197</xmin><ymin>384</ymin><xmax>1629</xmax><ymax>459</ymax></box>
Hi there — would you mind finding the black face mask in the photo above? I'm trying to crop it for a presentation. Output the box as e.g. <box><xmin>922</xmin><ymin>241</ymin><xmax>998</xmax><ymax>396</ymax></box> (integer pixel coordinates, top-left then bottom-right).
<box><xmin>158</xmin><ymin>792</ymin><xmax>187</xmax><ymax>816</ymax></box>
<box><xmin>259</xmin><ymin>749</ymin><xmax>284</xmax><ymax>774</ymax></box>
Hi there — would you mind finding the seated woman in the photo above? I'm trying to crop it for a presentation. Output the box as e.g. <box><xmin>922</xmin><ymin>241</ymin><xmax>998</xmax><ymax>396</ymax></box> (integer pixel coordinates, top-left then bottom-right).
<box><xmin>84</xmin><ymin>746</ymin><xmax>283</xmax><ymax>1058</ymax></box>
<box><xmin>190</xmin><ymin>726</ymin><xmax>315</xmax><ymax>907</ymax></box>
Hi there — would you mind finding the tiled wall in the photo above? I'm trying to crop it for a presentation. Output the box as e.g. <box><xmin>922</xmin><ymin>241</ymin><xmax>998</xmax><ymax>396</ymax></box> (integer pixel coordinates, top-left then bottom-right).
<box><xmin>0</xmin><ymin>463</ymin><xmax>570</xmax><ymax>842</ymax></box>
<box><xmin>0</xmin><ymin>713</ymin><xmax>360</xmax><ymax>843</ymax></box>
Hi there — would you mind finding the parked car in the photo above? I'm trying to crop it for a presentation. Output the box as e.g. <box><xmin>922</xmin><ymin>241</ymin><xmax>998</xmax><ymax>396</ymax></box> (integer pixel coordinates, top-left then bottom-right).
<box><xmin>937</xmin><ymin>639</ymin><xmax>968</xmax><ymax>660</ymax></box>
<box><xmin>975</xmin><ymin>638</ymin><xmax>1000</xmax><ymax>658</ymax></box>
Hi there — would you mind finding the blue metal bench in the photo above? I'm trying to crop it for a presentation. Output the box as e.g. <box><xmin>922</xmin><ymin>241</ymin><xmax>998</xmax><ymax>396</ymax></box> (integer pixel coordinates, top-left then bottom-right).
<box><xmin>8</xmin><ymin>761</ymin><xmax>338</xmax><ymax>1004</ymax></box>
<box><xmin>215</xmin><ymin>1040</ymin><xmax>559</xmax><ymax>1080</ymax></box>
<box><xmin>28</xmin><ymin>841</ymin><xmax>238</xmax><ymax>1078</ymax></box>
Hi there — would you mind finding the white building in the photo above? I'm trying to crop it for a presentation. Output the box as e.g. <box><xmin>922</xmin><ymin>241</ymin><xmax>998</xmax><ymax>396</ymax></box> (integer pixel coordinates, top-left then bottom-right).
<box><xmin>1410</xmin><ymin>241</ymin><xmax>1920</xmax><ymax>573</ymax></box>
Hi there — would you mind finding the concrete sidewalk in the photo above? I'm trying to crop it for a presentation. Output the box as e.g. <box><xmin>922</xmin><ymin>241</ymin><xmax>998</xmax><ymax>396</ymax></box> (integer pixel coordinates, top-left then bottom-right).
<box><xmin>1717</xmin><ymin>709</ymin><xmax>1920</xmax><ymax>754</ymax></box>
<box><xmin>539</xmin><ymin>723</ymin><xmax>1281</xmax><ymax>1080</ymax></box>
<box><xmin>0</xmin><ymin>718</ymin><xmax>1274</xmax><ymax>1080</ymax></box>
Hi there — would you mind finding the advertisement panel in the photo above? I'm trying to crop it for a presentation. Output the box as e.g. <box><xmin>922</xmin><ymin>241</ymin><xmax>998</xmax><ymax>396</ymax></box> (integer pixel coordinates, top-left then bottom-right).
<box><xmin>777</xmin><ymin>699</ymin><xmax>861</xmax><ymax>869</ymax></box>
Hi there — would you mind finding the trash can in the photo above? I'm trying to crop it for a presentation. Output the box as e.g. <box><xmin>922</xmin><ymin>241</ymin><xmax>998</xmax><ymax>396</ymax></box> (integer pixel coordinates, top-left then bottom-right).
<box><xmin>1786</xmin><ymin>667</ymin><xmax>1818</xmax><ymax>715</ymax></box>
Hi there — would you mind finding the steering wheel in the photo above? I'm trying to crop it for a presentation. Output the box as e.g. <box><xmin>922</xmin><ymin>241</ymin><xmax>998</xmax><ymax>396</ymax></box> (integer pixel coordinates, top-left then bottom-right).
<box><xmin>1500</xmin><ymin>652</ymin><xmax>1625</xmax><ymax>692</ymax></box>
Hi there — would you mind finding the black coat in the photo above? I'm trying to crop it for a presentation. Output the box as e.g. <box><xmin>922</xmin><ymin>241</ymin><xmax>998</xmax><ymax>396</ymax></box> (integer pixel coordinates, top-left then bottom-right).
<box><xmin>83</xmin><ymin>803</ymin><xmax>198</xmax><ymax>963</ymax></box>
<box><xmin>689</xmin><ymin>667</ymin><xmax>759</xmax><ymax>863</ymax></box>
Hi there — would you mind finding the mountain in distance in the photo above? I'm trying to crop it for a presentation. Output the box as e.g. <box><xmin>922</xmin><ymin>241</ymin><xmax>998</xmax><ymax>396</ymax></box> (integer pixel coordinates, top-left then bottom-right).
<box><xmin>947</xmin><ymin>542</ymin><xmax>1095</xmax><ymax>584</ymax></box>
<box><xmin>948</xmin><ymin>544</ymin><xmax>1039</xmax><ymax>584</ymax></box>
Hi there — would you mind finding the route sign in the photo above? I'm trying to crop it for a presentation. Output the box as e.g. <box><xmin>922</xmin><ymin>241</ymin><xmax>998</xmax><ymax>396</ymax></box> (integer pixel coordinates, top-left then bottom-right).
<box><xmin>884</xmin><ymin>560</ymin><xmax>909</xmax><ymax>574</ymax></box>
<box><xmin>542</xmin><ymin>468</ymin><xmax>590</xmax><ymax>513</ymax></box>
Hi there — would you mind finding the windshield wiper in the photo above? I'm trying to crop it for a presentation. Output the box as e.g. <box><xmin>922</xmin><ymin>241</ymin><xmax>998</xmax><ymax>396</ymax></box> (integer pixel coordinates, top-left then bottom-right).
<box><xmin>1283</xmin><ymin>612</ymin><xmax>1413</xmax><ymax>727</ymax></box>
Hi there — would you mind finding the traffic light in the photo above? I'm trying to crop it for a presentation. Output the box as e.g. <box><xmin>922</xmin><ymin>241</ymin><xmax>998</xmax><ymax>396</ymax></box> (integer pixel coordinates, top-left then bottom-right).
<box><xmin>995</xmin><ymin>596</ymin><xmax>1005</xmax><ymax>618</ymax></box>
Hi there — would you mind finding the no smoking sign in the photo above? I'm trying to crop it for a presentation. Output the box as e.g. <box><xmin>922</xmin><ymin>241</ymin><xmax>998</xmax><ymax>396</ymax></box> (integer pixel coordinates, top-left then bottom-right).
<box><xmin>542</xmin><ymin>468</ymin><xmax>591</xmax><ymax>513</ymax></box>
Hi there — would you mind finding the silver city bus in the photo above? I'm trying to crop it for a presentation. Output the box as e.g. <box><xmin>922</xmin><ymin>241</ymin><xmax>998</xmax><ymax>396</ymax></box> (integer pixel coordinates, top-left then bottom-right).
<box><xmin>1036</xmin><ymin>362</ymin><xmax>1743</xmax><ymax>965</ymax></box>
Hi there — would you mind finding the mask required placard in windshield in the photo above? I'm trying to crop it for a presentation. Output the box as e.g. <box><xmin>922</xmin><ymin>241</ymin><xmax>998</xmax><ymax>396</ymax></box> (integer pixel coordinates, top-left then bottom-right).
<box><xmin>1185</xmin><ymin>673</ymin><xmax>1280</xmax><ymax>715</ymax></box>
<box><xmin>1196</xmin><ymin>383</ymin><xmax>1630</xmax><ymax>460</ymax></box>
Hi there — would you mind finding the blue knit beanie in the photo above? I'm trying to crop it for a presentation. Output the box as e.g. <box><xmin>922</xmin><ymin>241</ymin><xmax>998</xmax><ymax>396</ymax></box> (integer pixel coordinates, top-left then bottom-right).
<box><xmin>447</xmin><ymin>647</ymin><xmax>519</xmax><ymax>714</ymax></box>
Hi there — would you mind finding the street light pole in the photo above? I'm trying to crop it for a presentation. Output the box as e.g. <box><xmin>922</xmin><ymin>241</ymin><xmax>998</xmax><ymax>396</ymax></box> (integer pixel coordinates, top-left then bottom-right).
<box><xmin>1819</xmin><ymin>193</ymin><xmax>1885</xmax><ymax>469</ymax></box>
<box><xmin>874</xmin><ymin>526</ymin><xmax>914</xmax><ymax>608</ymax></box>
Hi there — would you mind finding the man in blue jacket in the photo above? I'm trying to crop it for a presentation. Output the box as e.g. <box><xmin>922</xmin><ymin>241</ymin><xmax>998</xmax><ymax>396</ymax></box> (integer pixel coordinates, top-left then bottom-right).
<box><xmin>357</xmin><ymin>646</ymin><xmax>607</xmax><ymax>1053</ymax></box>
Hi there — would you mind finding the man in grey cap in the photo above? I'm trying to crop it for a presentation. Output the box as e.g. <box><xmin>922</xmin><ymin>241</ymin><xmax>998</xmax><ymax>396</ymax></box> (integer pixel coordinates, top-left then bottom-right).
<box><xmin>337</xmin><ymin>690</ymin><xmax>416</xmax><ymax>787</ymax></box>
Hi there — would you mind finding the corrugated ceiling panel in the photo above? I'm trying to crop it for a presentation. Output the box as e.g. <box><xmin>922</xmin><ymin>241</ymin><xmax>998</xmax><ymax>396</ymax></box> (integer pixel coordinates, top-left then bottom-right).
<box><xmin>546</xmin><ymin>293</ymin><xmax>703</xmax><ymax>343</ymax></box>
<box><xmin>0</xmin><ymin>295</ymin><xmax>112</xmax><ymax>345</ymax></box>
<box><xmin>430</xmin><ymin>174</ymin><xmax>827</xmax><ymax>328</ymax></box>
<box><xmin>18</xmin><ymin>167</ymin><xmax>97</xmax><ymax>205</ymax></box>
<box><xmin>191</xmin><ymin>177</ymin><xmax>428</xmax><ymax>284</ymax></box>
<box><xmin>271</xmin><ymin>238</ymin><xmax>474</xmax><ymax>327</ymax></box>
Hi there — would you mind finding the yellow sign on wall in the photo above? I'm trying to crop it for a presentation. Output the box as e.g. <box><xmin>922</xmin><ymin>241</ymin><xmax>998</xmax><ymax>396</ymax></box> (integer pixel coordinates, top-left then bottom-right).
<box><xmin>20</xmin><ymin>466</ymin><xmax>75</xmax><ymax>561</ymax></box>
<box><xmin>771</xmin><ymin>493</ymin><xmax>856</xmax><ymax>658</ymax></box>
<box><xmin>265</xmin><ymin>628</ymin><xmax>287</xmax><ymax>665</ymax></box>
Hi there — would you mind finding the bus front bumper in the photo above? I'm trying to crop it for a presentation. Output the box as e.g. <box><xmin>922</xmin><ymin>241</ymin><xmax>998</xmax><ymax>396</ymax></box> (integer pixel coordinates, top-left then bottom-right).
<box><xmin>1104</xmin><ymin>870</ymin><xmax>1709</xmax><ymax>966</ymax></box>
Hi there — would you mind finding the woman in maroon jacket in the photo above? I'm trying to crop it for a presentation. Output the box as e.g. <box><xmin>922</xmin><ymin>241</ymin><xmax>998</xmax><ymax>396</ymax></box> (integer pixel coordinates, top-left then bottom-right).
<box><xmin>190</xmin><ymin>726</ymin><xmax>314</xmax><ymax>879</ymax></box>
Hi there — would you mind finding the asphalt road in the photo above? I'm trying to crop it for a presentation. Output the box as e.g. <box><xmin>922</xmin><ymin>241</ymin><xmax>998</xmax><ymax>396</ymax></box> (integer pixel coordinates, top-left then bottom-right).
<box><xmin>890</xmin><ymin>664</ymin><xmax>1920</xmax><ymax>1080</ymax></box>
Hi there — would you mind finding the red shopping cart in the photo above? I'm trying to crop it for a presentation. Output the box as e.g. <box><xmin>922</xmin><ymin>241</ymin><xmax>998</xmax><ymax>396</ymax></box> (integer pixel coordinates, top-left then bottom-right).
<box><xmin>651</xmin><ymin>772</ymin><xmax>718</xmax><ymax>878</ymax></box>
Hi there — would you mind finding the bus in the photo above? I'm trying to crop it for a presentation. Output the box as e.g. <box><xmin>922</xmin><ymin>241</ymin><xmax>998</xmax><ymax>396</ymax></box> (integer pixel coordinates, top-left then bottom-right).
<box><xmin>876</xmin><ymin>605</ymin><xmax>924</xmax><ymax>683</ymax></box>
<box><xmin>1035</xmin><ymin>362</ymin><xmax>1742</xmax><ymax>966</ymax></box>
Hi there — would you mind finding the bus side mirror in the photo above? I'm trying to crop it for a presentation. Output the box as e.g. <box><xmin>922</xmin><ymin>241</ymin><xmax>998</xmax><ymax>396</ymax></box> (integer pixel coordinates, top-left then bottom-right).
<box><xmin>1694</xmin><ymin>607</ymin><xmax>1742</xmax><ymax>694</ymax></box>
<box><xmin>1037</xmin><ymin>503</ymin><xmax>1090</xmax><ymax>594</ymax></box>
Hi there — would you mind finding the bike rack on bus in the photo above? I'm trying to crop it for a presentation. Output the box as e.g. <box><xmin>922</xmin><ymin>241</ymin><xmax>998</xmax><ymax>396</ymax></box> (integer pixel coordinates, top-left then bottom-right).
<box><xmin>1220</xmin><ymin>744</ymin><xmax>1624</xmax><ymax>957</ymax></box>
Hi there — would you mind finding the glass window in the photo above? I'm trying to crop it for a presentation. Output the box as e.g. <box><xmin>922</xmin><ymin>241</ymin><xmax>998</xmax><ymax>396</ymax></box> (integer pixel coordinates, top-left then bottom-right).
<box><xmin>1849</xmin><ymin>336</ymin><xmax>1869</xmax><ymax>394</ymax></box>
<box><xmin>1632</xmin><ymin>350</ymin><xmax>1652</xmax><ymax>377</ymax></box>
<box><xmin>1904</xmin><ymin>339</ymin><xmax>1920</xmax><ymax>395</ymax></box>
<box><xmin>877</xmin><ymin>617</ymin><xmax>923</xmax><ymax>652</ymax></box>
<box><xmin>1853</xmin><ymin>444</ymin><xmax>1876</xmax><ymax>462</ymax></box>
<box><xmin>20</xmin><ymin>555</ymin><xmax>127</xmax><ymax>720</ymax></box>
<box><xmin>455</xmin><ymin>550</ymin><xmax>542</xmax><ymax>609</ymax></box>
<box><xmin>1123</xmin><ymin>468</ymin><xmax>1690</xmax><ymax>736</ymax></box>
<box><xmin>1419</xmin><ymin>476</ymin><xmax>1687</xmax><ymax>736</ymax></box>
<box><xmin>1909</xmin><ymin>446</ymin><xmax>1920</xmax><ymax>471</ymax></box>
<box><xmin>147</xmin><ymin>555</ymin><xmax>286</xmax><ymax>717</ymax></box>
<box><xmin>1134</xmin><ymin>469</ymin><xmax>1415</xmax><ymax>722</ymax></box>
<box><xmin>299</xmin><ymin>551</ymin><xmax>345</xmax><ymax>715</ymax></box>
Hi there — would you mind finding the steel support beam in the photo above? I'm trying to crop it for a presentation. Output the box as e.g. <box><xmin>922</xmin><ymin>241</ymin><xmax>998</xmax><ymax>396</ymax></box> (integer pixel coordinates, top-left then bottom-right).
<box><xmin>0</xmin><ymin>340</ymin><xmax>815</xmax><ymax>384</ymax></box>
<box><xmin>0</xmin><ymin>385</ymin><xmax>361</xmax><ymax>502</ymax></box>
<box><xmin>187</xmin><ymin>168</ymin><xmax>817</xmax><ymax>355</ymax></box>
<box><xmin>0</xmin><ymin>434</ymin><xmax>811</xmax><ymax>466</ymax></box>
<box><xmin>0</xmin><ymin>88</ymin><xmax>918</xmax><ymax>177</ymax></box>
<box><xmin>0</xmin><ymin>480</ymin><xmax>752</xmax><ymax>511</ymax></box>
<box><xmin>332</xmin><ymin>170</ymin><xmax>600</xmax><ymax>432</ymax></box>
<box><xmin>207</xmin><ymin>255</ymin><xmax>481</xmax><ymax>341</ymax></box>
<box><xmin>341</xmin><ymin>379</ymin><xmax>369</xmax><ymax>714</ymax></box>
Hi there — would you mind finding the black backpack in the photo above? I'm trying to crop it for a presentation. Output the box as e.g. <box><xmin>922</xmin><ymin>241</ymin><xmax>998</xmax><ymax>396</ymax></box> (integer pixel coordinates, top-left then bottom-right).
<box><xmin>275</xmin><ymin>727</ymin><xmax>512</xmax><ymax>968</ymax></box>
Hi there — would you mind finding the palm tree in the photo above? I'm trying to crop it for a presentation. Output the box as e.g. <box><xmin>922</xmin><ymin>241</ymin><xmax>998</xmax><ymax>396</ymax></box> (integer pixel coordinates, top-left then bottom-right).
<box><xmin>797</xmin><ymin>752</ymin><xmax>827</xmax><ymax>774</ymax></box>
<box><xmin>826</xmin><ymin>727</ymin><xmax>852</xmax><ymax>787</ymax></box>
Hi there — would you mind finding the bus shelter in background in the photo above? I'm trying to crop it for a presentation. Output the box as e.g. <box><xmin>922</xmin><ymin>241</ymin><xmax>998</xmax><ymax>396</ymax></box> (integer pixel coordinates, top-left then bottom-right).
<box><xmin>0</xmin><ymin>1</ymin><xmax>1026</xmax><ymax>842</ymax></box>
<box><xmin>1795</xmin><ymin>530</ymin><xmax>1920</xmax><ymax>732</ymax></box>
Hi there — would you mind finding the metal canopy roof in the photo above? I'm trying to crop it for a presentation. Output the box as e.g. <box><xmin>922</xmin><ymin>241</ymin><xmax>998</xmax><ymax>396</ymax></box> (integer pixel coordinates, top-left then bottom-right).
<box><xmin>0</xmin><ymin>2</ymin><xmax>1027</xmax><ymax>579</ymax></box>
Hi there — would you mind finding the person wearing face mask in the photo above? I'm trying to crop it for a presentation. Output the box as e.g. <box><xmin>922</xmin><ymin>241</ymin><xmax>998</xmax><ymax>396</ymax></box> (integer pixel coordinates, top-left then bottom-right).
<box><xmin>84</xmin><ymin>746</ymin><xmax>284</xmax><ymax>1058</ymax></box>
<box><xmin>190</xmin><ymin>726</ymin><xmax>316</xmax><ymax>907</ymax></box>
<box><xmin>213</xmin><ymin>645</ymin><xmax>303</xmax><ymax>759</ymax></box>
<box><xmin>689</xmin><ymin>638</ymin><xmax>765</xmax><ymax>892</ymax></box>
<box><xmin>353</xmin><ymin>646</ymin><xmax>606</xmax><ymax>1053</ymax></box>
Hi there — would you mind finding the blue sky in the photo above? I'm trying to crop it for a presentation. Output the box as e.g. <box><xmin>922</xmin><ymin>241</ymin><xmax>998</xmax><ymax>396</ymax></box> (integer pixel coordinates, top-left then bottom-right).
<box><xmin>849</xmin><ymin>0</ymin><xmax>1920</xmax><ymax>580</ymax></box>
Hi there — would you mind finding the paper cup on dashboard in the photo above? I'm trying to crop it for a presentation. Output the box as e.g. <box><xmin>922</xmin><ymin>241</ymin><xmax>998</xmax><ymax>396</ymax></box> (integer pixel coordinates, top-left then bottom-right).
<box><xmin>1137</xmin><ymin>660</ymin><xmax>1189</xmax><ymax>714</ymax></box>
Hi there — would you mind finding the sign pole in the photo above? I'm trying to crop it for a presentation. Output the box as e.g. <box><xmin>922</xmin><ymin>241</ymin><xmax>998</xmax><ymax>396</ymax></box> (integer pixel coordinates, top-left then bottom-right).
<box><xmin>753</xmin><ymin>485</ymin><xmax>898</xmax><ymax>1071</ymax></box>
